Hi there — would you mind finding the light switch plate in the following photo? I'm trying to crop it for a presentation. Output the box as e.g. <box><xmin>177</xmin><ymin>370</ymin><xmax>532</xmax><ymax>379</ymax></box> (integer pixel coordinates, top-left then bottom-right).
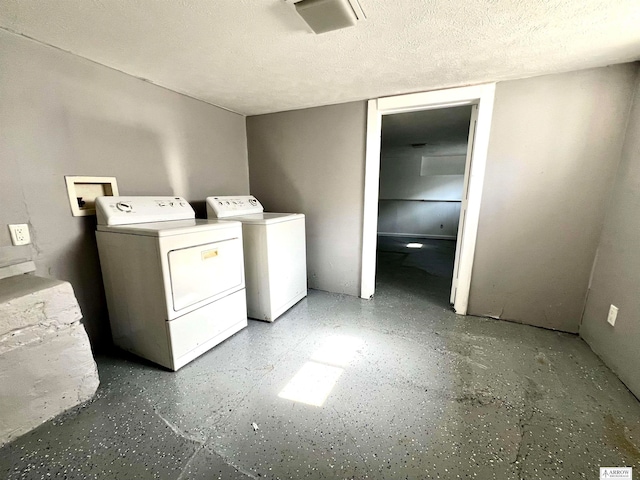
<box><xmin>8</xmin><ymin>224</ymin><xmax>31</xmax><ymax>245</ymax></box>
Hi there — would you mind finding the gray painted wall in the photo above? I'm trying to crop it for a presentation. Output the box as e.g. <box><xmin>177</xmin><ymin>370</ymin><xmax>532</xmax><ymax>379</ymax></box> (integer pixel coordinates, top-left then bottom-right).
<box><xmin>468</xmin><ymin>64</ymin><xmax>638</xmax><ymax>333</ymax></box>
<box><xmin>245</xmin><ymin>65</ymin><xmax>638</xmax><ymax>324</ymax></box>
<box><xmin>377</xmin><ymin>201</ymin><xmax>461</xmax><ymax>239</ymax></box>
<box><xmin>378</xmin><ymin>146</ymin><xmax>465</xmax><ymax>238</ymax></box>
<box><xmin>246</xmin><ymin>102</ymin><xmax>367</xmax><ymax>297</ymax></box>
<box><xmin>580</xmin><ymin>70</ymin><xmax>640</xmax><ymax>398</ymax></box>
<box><xmin>0</xmin><ymin>30</ymin><xmax>249</xmax><ymax>346</ymax></box>
<box><xmin>379</xmin><ymin>150</ymin><xmax>466</xmax><ymax>201</ymax></box>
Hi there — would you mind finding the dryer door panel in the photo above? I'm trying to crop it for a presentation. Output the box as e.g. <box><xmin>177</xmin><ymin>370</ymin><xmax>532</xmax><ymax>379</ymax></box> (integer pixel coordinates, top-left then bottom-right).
<box><xmin>168</xmin><ymin>238</ymin><xmax>243</xmax><ymax>312</ymax></box>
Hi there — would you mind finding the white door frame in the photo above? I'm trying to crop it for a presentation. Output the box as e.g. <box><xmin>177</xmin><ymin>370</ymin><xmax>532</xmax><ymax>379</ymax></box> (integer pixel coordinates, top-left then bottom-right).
<box><xmin>450</xmin><ymin>103</ymin><xmax>478</xmax><ymax>306</ymax></box>
<box><xmin>360</xmin><ymin>83</ymin><xmax>496</xmax><ymax>314</ymax></box>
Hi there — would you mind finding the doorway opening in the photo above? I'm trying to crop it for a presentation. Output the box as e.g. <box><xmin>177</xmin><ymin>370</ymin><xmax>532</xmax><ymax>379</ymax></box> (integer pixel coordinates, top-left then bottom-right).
<box><xmin>360</xmin><ymin>84</ymin><xmax>496</xmax><ymax>314</ymax></box>
<box><xmin>376</xmin><ymin>105</ymin><xmax>474</xmax><ymax>306</ymax></box>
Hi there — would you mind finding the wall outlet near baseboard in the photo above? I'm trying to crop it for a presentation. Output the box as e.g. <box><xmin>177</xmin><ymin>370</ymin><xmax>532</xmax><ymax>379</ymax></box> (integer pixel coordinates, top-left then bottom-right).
<box><xmin>607</xmin><ymin>304</ymin><xmax>618</xmax><ymax>326</ymax></box>
<box><xmin>8</xmin><ymin>224</ymin><xmax>31</xmax><ymax>246</ymax></box>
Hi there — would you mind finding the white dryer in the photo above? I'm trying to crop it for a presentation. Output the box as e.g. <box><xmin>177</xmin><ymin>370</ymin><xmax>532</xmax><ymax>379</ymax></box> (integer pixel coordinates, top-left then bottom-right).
<box><xmin>96</xmin><ymin>196</ymin><xmax>247</xmax><ymax>371</ymax></box>
<box><xmin>206</xmin><ymin>195</ymin><xmax>307</xmax><ymax>322</ymax></box>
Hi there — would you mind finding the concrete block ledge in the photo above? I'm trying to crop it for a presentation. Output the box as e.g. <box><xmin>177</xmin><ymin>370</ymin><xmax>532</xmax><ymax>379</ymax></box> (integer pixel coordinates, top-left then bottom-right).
<box><xmin>0</xmin><ymin>274</ymin><xmax>99</xmax><ymax>446</ymax></box>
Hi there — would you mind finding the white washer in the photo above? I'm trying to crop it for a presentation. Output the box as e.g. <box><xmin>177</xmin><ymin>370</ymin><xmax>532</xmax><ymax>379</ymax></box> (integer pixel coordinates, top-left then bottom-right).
<box><xmin>95</xmin><ymin>196</ymin><xmax>247</xmax><ymax>371</ymax></box>
<box><xmin>206</xmin><ymin>195</ymin><xmax>307</xmax><ymax>322</ymax></box>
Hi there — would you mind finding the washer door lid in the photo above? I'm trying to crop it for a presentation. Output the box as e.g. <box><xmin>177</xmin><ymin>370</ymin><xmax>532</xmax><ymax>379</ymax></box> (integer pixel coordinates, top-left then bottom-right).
<box><xmin>226</xmin><ymin>213</ymin><xmax>305</xmax><ymax>225</ymax></box>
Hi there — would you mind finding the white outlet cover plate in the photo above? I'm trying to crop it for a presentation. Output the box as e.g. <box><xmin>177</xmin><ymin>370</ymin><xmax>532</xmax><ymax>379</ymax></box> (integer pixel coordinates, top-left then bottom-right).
<box><xmin>8</xmin><ymin>224</ymin><xmax>31</xmax><ymax>246</ymax></box>
<box><xmin>607</xmin><ymin>304</ymin><xmax>618</xmax><ymax>326</ymax></box>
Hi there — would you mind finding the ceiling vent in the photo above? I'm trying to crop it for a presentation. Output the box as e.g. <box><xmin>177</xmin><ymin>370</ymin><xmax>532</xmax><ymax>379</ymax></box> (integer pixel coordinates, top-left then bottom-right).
<box><xmin>291</xmin><ymin>0</ymin><xmax>366</xmax><ymax>34</ymax></box>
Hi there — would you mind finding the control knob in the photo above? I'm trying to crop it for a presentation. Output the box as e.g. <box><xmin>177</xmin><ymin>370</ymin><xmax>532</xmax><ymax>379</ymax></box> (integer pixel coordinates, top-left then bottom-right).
<box><xmin>116</xmin><ymin>202</ymin><xmax>132</xmax><ymax>212</ymax></box>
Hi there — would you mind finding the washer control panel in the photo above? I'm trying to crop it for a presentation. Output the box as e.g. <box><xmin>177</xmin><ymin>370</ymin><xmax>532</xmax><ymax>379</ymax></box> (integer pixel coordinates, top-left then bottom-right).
<box><xmin>206</xmin><ymin>195</ymin><xmax>264</xmax><ymax>219</ymax></box>
<box><xmin>96</xmin><ymin>196</ymin><xmax>195</xmax><ymax>225</ymax></box>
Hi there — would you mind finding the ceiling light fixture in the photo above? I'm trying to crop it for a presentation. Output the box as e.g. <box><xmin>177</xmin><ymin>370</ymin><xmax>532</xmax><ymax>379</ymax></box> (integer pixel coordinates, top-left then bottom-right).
<box><xmin>292</xmin><ymin>0</ymin><xmax>365</xmax><ymax>34</ymax></box>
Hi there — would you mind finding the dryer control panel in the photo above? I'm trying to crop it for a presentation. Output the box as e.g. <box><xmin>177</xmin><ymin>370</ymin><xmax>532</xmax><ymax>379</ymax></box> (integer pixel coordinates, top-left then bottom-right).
<box><xmin>96</xmin><ymin>196</ymin><xmax>195</xmax><ymax>225</ymax></box>
<box><xmin>206</xmin><ymin>195</ymin><xmax>264</xmax><ymax>219</ymax></box>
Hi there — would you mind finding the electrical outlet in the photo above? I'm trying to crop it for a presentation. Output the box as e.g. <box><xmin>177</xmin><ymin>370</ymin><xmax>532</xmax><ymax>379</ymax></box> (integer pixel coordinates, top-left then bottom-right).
<box><xmin>607</xmin><ymin>304</ymin><xmax>618</xmax><ymax>327</ymax></box>
<box><xmin>8</xmin><ymin>224</ymin><xmax>31</xmax><ymax>246</ymax></box>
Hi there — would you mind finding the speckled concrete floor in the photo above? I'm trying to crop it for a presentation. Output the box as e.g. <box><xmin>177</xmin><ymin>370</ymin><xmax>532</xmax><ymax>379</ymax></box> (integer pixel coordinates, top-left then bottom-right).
<box><xmin>2</xmin><ymin>239</ymin><xmax>639</xmax><ymax>479</ymax></box>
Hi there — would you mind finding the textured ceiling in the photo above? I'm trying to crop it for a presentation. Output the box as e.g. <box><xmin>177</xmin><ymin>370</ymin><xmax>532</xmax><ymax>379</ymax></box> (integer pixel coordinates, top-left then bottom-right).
<box><xmin>1</xmin><ymin>0</ymin><xmax>639</xmax><ymax>115</ymax></box>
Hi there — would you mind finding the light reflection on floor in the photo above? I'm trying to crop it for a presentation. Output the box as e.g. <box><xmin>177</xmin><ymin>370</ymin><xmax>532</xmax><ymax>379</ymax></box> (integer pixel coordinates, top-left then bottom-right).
<box><xmin>277</xmin><ymin>362</ymin><xmax>343</xmax><ymax>407</ymax></box>
<box><xmin>278</xmin><ymin>335</ymin><xmax>364</xmax><ymax>407</ymax></box>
